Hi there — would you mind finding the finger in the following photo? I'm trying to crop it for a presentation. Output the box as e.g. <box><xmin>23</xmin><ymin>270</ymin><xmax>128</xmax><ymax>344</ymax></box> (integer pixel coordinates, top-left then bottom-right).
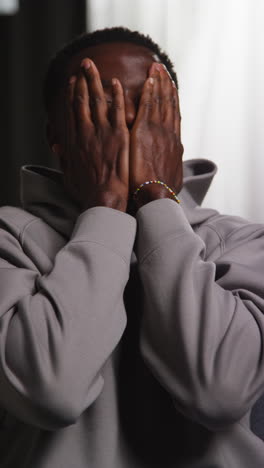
<box><xmin>160</xmin><ymin>66</ymin><xmax>175</xmax><ymax>126</ymax></box>
<box><xmin>73</xmin><ymin>71</ymin><xmax>93</xmax><ymax>135</ymax></box>
<box><xmin>59</xmin><ymin>75</ymin><xmax>77</xmax><ymax>178</ymax></box>
<box><xmin>64</xmin><ymin>75</ymin><xmax>77</xmax><ymax>150</ymax></box>
<box><xmin>150</xmin><ymin>68</ymin><xmax>162</xmax><ymax>122</ymax></box>
<box><xmin>117</xmin><ymin>144</ymin><xmax>129</xmax><ymax>187</ymax></box>
<box><xmin>81</xmin><ymin>59</ymin><xmax>108</xmax><ymax>126</ymax></box>
<box><xmin>110</xmin><ymin>78</ymin><xmax>129</xmax><ymax>182</ymax></box>
<box><xmin>173</xmin><ymin>85</ymin><xmax>181</xmax><ymax>139</ymax></box>
<box><xmin>135</xmin><ymin>77</ymin><xmax>154</xmax><ymax>123</ymax></box>
<box><xmin>110</xmin><ymin>78</ymin><xmax>127</xmax><ymax>128</ymax></box>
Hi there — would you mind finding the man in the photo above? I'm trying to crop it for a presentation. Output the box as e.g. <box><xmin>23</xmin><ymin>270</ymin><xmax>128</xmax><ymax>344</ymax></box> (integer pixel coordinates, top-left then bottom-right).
<box><xmin>0</xmin><ymin>26</ymin><xmax>264</xmax><ymax>467</ymax></box>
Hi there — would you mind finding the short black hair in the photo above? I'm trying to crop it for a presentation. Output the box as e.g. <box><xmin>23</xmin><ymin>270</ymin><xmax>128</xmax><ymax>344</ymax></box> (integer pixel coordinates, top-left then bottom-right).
<box><xmin>43</xmin><ymin>26</ymin><xmax>179</xmax><ymax>116</ymax></box>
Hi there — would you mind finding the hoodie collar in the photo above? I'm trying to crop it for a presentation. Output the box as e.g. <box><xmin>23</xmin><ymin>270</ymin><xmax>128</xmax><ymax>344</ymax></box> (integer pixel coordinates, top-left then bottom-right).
<box><xmin>20</xmin><ymin>158</ymin><xmax>218</xmax><ymax>238</ymax></box>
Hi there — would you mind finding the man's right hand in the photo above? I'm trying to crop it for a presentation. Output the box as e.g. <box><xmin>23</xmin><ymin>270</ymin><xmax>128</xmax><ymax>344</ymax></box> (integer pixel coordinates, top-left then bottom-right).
<box><xmin>61</xmin><ymin>59</ymin><xmax>129</xmax><ymax>213</ymax></box>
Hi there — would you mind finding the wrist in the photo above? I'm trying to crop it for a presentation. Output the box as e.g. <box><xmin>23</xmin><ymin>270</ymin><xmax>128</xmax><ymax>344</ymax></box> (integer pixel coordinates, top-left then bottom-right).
<box><xmin>133</xmin><ymin>184</ymin><xmax>174</xmax><ymax>210</ymax></box>
<box><xmin>81</xmin><ymin>192</ymin><xmax>128</xmax><ymax>213</ymax></box>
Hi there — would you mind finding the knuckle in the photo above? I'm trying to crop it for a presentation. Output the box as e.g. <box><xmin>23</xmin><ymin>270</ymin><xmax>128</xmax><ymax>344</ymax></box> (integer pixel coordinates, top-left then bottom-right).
<box><xmin>111</xmin><ymin>101</ymin><xmax>123</xmax><ymax>111</ymax></box>
<box><xmin>141</xmin><ymin>100</ymin><xmax>153</xmax><ymax>109</ymax></box>
<box><xmin>153</xmin><ymin>95</ymin><xmax>162</xmax><ymax>103</ymax></box>
<box><xmin>91</xmin><ymin>96</ymin><xmax>105</xmax><ymax>106</ymax></box>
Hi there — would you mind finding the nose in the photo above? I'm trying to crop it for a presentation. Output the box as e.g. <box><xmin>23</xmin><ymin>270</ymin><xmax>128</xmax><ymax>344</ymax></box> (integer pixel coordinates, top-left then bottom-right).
<box><xmin>124</xmin><ymin>96</ymin><xmax>137</xmax><ymax>129</ymax></box>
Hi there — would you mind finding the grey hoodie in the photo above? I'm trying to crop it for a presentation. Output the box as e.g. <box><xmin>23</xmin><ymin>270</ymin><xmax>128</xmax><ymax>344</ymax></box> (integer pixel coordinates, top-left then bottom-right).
<box><xmin>0</xmin><ymin>159</ymin><xmax>264</xmax><ymax>467</ymax></box>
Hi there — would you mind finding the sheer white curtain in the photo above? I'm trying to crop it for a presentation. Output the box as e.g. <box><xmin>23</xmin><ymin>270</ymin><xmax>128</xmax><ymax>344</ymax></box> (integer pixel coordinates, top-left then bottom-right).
<box><xmin>0</xmin><ymin>0</ymin><xmax>18</xmax><ymax>13</ymax></box>
<box><xmin>87</xmin><ymin>0</ymin><xmax>264</xmax><ymax>222</ymax></box>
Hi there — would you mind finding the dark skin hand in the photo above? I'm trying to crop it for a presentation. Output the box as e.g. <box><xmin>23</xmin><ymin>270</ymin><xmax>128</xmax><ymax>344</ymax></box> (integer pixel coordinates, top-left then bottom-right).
<box><xmin>60</xmin><ymin>61</ymin><xmax>129</xmax><ymax>213</ymax></box>
<box><xmin>49</xmin><ymin>42</ymin><xmax>183</xmax><ymax>214</ymax></box>
<box><xmin>130</xmin><ymin>62</ymin><xmax>183</xmax><ymax>210</ymax></box>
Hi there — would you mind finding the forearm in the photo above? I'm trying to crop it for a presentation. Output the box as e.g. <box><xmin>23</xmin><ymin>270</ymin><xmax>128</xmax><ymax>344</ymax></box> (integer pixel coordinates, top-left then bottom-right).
<box><xmin>0</xmin><ymin>207</ymin><xmax>136</xmax><ymax>429</ymax></box>
<box><xmin>135</xmin><ymin>199</ymin><xmax>264</xmax><ymax>430</ymax></box>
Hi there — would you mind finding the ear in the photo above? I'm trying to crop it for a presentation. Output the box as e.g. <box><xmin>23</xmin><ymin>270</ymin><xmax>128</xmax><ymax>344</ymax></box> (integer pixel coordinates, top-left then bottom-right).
<box><xmin>46</xmin><ymin>121</ymin><xmax>63</xmax><ymax>157</ymax></box>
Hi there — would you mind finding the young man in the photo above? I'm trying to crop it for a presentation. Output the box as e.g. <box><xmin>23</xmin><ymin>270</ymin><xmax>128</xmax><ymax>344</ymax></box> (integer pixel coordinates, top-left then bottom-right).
<box><xmin>1</xmin><ymin>26</ymin><xmax>264</xmax><ymax>467</ymax></box>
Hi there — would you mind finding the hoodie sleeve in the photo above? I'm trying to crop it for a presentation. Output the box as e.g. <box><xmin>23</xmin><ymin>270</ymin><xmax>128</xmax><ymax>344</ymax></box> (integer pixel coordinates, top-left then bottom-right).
<box><xmin>0</xmin><ymin>206</ymin><xmax>136</xmax><ymax>430</ymax></box>
<box><xmin>135</xmin><ymin>198</ymin><xmax>264</xmax><ymax>431</ymax></box>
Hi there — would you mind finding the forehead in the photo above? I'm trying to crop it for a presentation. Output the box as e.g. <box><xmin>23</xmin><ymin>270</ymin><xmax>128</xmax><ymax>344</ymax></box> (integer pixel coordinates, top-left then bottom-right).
<box><xmin>67</xmin><ymin>42</ymin><xmax>160</xmax><ymax>86</ymax></box>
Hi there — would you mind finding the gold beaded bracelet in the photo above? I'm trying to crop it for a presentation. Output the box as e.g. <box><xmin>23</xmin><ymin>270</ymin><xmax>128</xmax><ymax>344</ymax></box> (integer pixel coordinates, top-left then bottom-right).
<box><xmin>133</xmin><ymin>180</ymin><xmax>180</xmax><ymax>204</ymax></box>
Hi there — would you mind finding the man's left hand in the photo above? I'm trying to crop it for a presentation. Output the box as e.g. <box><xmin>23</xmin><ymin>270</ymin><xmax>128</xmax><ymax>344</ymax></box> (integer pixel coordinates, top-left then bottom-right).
<box><xmin>129</xmin><ymin>62</ymin><xmax>183</xmax><ymax>208</ymax></box>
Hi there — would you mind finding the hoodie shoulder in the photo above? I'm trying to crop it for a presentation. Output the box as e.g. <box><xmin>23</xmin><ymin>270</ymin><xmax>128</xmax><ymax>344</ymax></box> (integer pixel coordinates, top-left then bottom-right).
<box><xmin>0</xmin><ymin>206</ymin><xmax>39</xmax><ymax>239</ymax></box>
<box><xmin>197</xmin><ymin>212</ymin><xmax>264</xmax><ymax>260</ymax></box>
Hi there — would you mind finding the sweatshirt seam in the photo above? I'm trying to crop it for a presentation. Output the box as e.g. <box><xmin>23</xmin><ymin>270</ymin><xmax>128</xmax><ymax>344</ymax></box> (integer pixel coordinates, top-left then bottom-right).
<box><xmin>238</xmin><ymin>419</ymin><xmax>264</xmax><ymax>444</ymax></box>
<box><xmin>200</xmin><ymin>223</ymin><xmax>225</xmax><ymax>254</ymax></box>
<box><xmin>0</xmin><ymin>263</ymin><xmax>19</xmax><ymax>270</ymax></box>
<box><xmin>19</xmin><ymin>218</ymin><xmax>41</xmax><ymax>245</ymax></box>
<box><xmin>0</xmin><ymin>217</ymin><xmax>21</xmax><ymax>233</ymax></box>
<box><xmin>0</xmin><ymin>210</ymin><xmax>39</xmax><ymax>244</ymax></box>
<box><xmin>16</xmin><ymin>215</ymin><xmax>132</xmax><ymax>266</ymax></box>
<box><xmin>138</xmin><ymin>230</ymin><xmax>191</xmax><ymax>265</ymax></box>
<box><xmin>69</xmin><ymin>239</ymin><xmax>131</xmax><ymax>266</ymax></box>
<box><xmin>238</xmin><ymin>420</ymin><xmax>252</xmax><ymax>434</ymax></box>
<box><xmin>224</xmin><ymin>224</ymin><xmax>264</xmax><ymax>243</ymax></box>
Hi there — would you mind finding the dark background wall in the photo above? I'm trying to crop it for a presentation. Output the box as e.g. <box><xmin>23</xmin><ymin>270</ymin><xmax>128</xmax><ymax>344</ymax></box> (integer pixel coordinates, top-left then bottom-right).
<box><xmin>0</xmin><ymin>0</ymin><xmax>86</xmax><ymax>206</ymax></box>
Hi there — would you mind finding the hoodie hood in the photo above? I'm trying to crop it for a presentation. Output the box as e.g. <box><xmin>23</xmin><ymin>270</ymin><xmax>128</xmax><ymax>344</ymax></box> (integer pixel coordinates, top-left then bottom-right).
<box><xmin>20</xmin><ymin>158</ymin><xmax>218</xmax><ymax>238</ymax></box>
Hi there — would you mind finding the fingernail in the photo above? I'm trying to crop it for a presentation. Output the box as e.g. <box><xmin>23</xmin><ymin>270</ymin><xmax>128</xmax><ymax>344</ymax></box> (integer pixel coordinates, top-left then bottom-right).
<box><xmin>81</xmin><ymin>59</ymin><xmax>91</xmax><ymax>70</ymax></box>
<box><xmin>112</xmin><ymin>78</ymin><xmax>118</xmax><ymax>86</ymax></box>
<box><xmin>150</xmin><ymin>62</ymin><xmax>157</xmax><ymax>72</ymax></box>
<box><xmin>153</xmin><ymin>62</ymin><xmax>162</xmax><ymax>71</ymax></box>
<box><xmin>149</xmin><ymin>77</ymin><xmax>154</xmax><ymax>85</ymax></box>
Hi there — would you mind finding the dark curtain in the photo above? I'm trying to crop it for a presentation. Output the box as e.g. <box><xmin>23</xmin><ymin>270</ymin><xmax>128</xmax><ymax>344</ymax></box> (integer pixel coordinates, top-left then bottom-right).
<box><xmin>0</xmin><ymin>0</ymin><xmax>87</xmax><ymax>206</ymax></box>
